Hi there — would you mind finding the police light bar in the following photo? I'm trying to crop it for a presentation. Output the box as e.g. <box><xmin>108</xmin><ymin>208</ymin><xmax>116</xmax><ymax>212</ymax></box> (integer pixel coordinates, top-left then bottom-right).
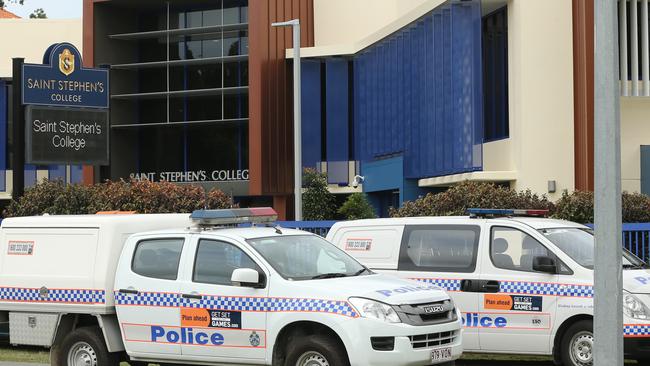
<box><xmin>190</xmin><ymin>208</ymin><xmax>278</xmax><ymax>226</ymax></box>
<box><xmin>467</xmin><ymin>208</ymin><xmax>549</xmax><ymax>218</ymax></box>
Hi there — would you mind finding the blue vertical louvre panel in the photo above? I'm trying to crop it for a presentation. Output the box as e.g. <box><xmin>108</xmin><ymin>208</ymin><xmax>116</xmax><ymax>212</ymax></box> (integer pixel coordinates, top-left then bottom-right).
<box><xmin>325</xmin><ymin>59</ymin><xmax>349</xmax><ymax>184</ymax></box>
<box><xmin>70</xmin><ymin>165</ymin><xmax>83</xmax><ymax>184</ymax></box>
<box><xmin>301</xmin><ymin>60</ymin><xmax>322</xmax><ymax>170</ymax></box>
<box><xmin>0</xmin><ymin>81</ymin><xmax>6</xmax><ymax>191</ymax></box>
<box><xmin>354</xmin><ymin>0</ymin><xmax>483</xmax><ymax>179</ymax></box>
<box><xmin>48</xmin><ymin>165</ymin><xmax>66</xmax><ymax>183</ymax></box>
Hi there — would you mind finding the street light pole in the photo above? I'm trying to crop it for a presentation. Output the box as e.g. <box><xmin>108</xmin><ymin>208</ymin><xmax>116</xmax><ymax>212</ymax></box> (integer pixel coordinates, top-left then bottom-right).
<box><xmin>594</xmin><ymin>1</ymin><xmax>623</xmax><ymax>366</ymax></box>
<box><xmin>271</xmin><ymin>19</ymin><xmax>302</xmax><ymax>221</ymax></box>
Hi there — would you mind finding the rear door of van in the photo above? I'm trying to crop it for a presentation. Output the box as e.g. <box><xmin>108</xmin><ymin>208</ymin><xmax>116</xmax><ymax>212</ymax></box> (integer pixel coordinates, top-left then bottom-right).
<box><xmin>395</xmin><ymin>224</ymin><xmax>484</xmax><ymax>351</ymax></box>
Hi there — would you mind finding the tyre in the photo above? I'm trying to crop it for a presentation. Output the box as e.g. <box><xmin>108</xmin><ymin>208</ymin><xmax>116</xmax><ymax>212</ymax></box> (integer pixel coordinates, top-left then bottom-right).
<box><xmin>56</xmin><ymin>326</ymin><xmax>119</xmax><ymax>366</ymax></box>
<box><xmin>560</xmin><ymin>320</ymin><xmax>593</xmax><ymax>366</ymax></box>
<box><xmin>284</xmin><ymin>334</ymin><xmax>349</xmax><ymax>366</ymax></box>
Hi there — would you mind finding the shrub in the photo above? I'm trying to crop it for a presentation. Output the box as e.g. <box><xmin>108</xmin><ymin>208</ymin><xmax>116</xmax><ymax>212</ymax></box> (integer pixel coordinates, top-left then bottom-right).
<box><xmin>389</xmin><ymin>181</ymin><xmax>554</xmax><ymax>218</ymax></box>
<box><xmin>338</xmin><ymin>193</ymin><xmax>376</xmax><ymax>220</ymax></box>
<box><xmin>554</xmin><ymin>190</ymin><xmax>650</xmax><ymax>223</ymax></box>
<box><xmin>3</xmin><ymin>179</ymin><xmax>232</xmax><ymax>217</ymax></box>
<box><xmin>302</xmin><ymin>168</ymin><xmax>336</xmax><ymax>220</ymax></box>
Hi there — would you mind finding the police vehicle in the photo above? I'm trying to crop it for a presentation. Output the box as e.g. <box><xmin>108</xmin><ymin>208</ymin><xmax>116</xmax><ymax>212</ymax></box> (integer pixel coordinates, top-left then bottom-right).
<box><xmin>326</xmin><ymin>208</ymin><xmax>650</xmax><ymax>366</ymax></box>
<box><xmin>0</xmin><ymin>208</ymin><xmax>462</xmax><ymax>366</ymax></box>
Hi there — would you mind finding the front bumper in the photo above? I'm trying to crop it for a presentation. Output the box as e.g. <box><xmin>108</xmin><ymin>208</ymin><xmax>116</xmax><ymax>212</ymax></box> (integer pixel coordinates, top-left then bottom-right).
<box><xmin>343</xmin><ymin>317</ymin><xmax>463</xmax><ymax>366</ymax></box>
<box><xmin>624</xmin><ymin>337</ymin><xmax>650</xmax><ymax>360</ymax></box>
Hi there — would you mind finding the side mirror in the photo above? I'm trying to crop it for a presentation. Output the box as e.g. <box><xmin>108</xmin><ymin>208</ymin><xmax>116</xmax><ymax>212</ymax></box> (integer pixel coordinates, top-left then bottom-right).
<box><xmin>231</xmin><ymin>268</ymin><xmax>264</xmax><ymax>288</ymax></box>
<box><xmin>533</xmin><ymin>256</ymin><xmax>557</xmax><ymax>274</ymax></box>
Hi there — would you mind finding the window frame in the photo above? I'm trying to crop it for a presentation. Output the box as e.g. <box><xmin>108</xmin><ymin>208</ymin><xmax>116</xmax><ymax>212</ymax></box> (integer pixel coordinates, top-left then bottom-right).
<box><xmin>131</xmin><ymin>237</ymin><xmax>185</xmax><ymax>281</ymax></box>
<box><xmin>191</xmin><ymin>238</ymin><xmax>265</xmax><ymax>288</ymax></box>
<box><xmin>398</xmin><ymin>224</ymin><xmax>481</xmax><ymax>273</ymax></box>
<box><xmin>489</xmin><ymin>225</ymin><xmax>572</xmax><ymax>275</ymax></box>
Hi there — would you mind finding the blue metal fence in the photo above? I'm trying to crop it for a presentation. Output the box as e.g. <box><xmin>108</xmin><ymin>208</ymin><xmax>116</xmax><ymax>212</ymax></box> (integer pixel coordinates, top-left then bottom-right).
<box><xmin>277</xmin><ymin>221</ymin><xmax>650</xmax><ymax>263</ymax></box>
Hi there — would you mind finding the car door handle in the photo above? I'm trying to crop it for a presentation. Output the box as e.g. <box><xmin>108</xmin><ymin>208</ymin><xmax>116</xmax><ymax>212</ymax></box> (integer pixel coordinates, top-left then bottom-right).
<box><xmin>182</xmin><ymin>293</ymin><xmax>202</xmax><ymax>300</ymax></box>
<box><xmin>118</xmin><ymin>289</ymin><xmax>139</xmax><ymax>295</ymax></box>
<box><xmin>481</xmin><ymin>280</ymin><xmax>500</xmax><ymax>293</ymax></box>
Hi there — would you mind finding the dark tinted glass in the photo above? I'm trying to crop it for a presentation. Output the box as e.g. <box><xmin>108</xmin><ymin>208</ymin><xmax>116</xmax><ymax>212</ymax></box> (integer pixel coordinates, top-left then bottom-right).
<box><xmin>193</xmin><ymin>239</ymin><xmax>259</xmax><ymax>285</ymax></box>
<box><xmin>399</xmin><ymin>225</ymin><xmax>480</xmax><ymax>272</ymax></box>
<box><xmin>132</xmin><ymin>239</ymin><xmax>184</xmax><ymax>280</ymax></box>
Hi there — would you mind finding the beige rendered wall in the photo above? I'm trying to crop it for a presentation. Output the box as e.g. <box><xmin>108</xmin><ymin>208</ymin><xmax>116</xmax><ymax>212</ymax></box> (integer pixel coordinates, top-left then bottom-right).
<box><xmin>620</xmin><ymin>98</ymin><xmax>650</xmax><ymax>193</ymax></box>
<box><xmin>313</xmin><ymin>0</ymin><xmax>427</xmax><ymax>46</ymax></box>
<box><xmin>506</xmin><ymin>0</ymin><xmax>574</xmax><ymax>200</ymax></box>
<box><xmin>0</xmin><ymin>19</ymin><xmax>82</xmax><ymax>78</ymax></box>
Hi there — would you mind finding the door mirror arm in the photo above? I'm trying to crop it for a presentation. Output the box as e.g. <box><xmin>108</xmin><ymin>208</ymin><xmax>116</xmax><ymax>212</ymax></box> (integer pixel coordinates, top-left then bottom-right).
<box><xmin>532</xmin><ymin>256</ymin><xmax>558</xmax><ymax>274</ymax></box>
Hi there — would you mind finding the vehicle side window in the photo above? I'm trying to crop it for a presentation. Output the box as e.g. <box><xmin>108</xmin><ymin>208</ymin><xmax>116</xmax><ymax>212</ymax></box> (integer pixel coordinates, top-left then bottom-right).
<box><xmin>399</xmin><ymin>225</ymin><xmax>480</xmax><ymax>273</ymax></box>
<box><xmin>193</xmin><ymin>239</ymin><xmax>261</xmax><ymax>286</ymax></box>
<box><xmin>490</xmin><ymin>227</ymin><xmax>551</xmax><ymax>272</ymax></box>
<box><xmin>132</xmin><ymin>238</ymin><xmax>184</xmax><ymax>280</ymax></box>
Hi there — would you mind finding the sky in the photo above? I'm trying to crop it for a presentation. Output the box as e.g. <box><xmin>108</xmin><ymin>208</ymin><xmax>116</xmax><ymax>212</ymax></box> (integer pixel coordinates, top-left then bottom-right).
<box><xmin>4</xmin><ymin>0</ymin><xmax>82</xmax><ymax>19</ymax></box>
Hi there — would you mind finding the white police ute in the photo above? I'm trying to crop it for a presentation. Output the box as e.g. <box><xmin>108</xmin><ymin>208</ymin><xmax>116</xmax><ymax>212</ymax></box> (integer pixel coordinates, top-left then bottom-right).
<box><xmin>0</xmin><ymin>208</ymin><xmax>462</xmax><ymax>366</ymax></box>
<box><xmin>326</xmin><ymin>208</ymin><xmax>650</xmax><ymax>366</ymax></box>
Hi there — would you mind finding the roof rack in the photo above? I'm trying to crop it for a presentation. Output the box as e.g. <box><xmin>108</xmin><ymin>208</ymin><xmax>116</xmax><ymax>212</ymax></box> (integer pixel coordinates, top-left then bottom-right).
<box><xmin>190</xmin><ymin>207</ymin><xmax>278</xmax><ymax>227</ymax></box>
<box><xmin>467</xmin><ymin>208</ymin><xmax>549</xmax><ymax>218</ymax></box>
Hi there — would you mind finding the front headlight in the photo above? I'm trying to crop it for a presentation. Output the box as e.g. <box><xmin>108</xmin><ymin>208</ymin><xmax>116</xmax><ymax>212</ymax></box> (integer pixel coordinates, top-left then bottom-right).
<box><xmin>623</xmin><ymin>292</ymin><xmax>650</xmax><ymax>320</ymax></box>
<box><xmin>349</xmin><ymin>297</ymin><xmax>401</xmax><ymax>323</ymax></box>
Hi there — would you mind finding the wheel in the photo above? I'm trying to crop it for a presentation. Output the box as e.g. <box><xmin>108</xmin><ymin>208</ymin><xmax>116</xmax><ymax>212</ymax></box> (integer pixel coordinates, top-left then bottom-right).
<box><xmin>284</xmin><ymin>334</ymin><xmax>349</xmax><ymax>366</ymax></box>
<box><xmin>56</xmin><ymin>326</ymin><xmax>119</xmax><ymax>366</ymax></box>
<box><xmin>560</xmin><ymin>320</ymin><xmax>593</xmax><ymax>366</ymax></box>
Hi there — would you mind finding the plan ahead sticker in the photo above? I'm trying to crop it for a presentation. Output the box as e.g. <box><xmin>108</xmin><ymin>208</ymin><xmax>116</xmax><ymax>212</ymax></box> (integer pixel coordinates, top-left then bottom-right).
<box><xmin>7</xmin><ymin>241</ymin><xmax>34</xmax><ymax>256</ymax></box>
<box><xmin>345</xmin><ymin>238</ymin><xmax>372</xmax><ymax>251</ymax></box>
<box><xmin>182</xmin><ymin>308</ymin><xmax>242</xmax><ymax>329</ymax></box>
<box><xmin>484</xmin><ymin>294</ymin><xmax>543</xmax><ymax>312</ymax></box>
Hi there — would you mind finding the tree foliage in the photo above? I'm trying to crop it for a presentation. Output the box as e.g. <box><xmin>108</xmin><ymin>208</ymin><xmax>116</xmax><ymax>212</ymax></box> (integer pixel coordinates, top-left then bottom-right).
<box><xmin>29</xmin><ymin>7</ymin><xmax>46</xmax><ymax>18</ymax></box>
<box><xmin>390</xmin><ymin>181</ymin><xmax>554</xmax><ymax>218</ymax></box>
<box><xmin>338</xmin><ymin>193</ymin><xmax>376</xmax><ymax>220</ymax></box>
<box><xmin>302</xmin><ymin>168</ymin><xmax>336</xmax><ymax>220</ymax></box>
<box><xmin>0</xmin><ymin>0</ymin><xmax>25</xmax><ymax>8</ymax></box>
<box><xmin>553</xmin><ymin>190</ymin><xmax>650</xmax><ymax>224</ymax></box>
<box><xmin>3</xmin><ymin>179</ymin><xmax>233</xmax><ymax>217</ymax></box>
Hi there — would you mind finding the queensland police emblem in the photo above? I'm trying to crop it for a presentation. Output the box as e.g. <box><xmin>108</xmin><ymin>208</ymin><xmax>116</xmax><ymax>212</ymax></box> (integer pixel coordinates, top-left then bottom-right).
<box><xmin>249</xmin><ymin>331</ymin><xmax>260</xmax><ymax>347</ymax></box>
<box><xmin>59</xmin><ymin>48</ymin><xmax>75</xmax><ymax>76</ymax></box>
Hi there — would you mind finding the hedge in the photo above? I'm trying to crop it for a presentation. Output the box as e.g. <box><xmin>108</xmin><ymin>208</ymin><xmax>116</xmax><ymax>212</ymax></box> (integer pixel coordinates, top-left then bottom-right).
<box><xmin>3</xmin><ymin>179</ymin><xmax>233</xmax><ymax>217</ymax></box>
<box><xmin>389</xmin><ymin>181</ymin><xmax>554</xmax><ymax>218</ymax></box>
<box><xmin>390</xmin><ymin>181</ymin><xmax>650</xmax><ymax>224</ymax></box>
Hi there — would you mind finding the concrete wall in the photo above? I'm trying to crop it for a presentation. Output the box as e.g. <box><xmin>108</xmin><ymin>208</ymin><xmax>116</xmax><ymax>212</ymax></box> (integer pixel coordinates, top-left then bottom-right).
<box><xmin>0</xmin><ymin>19</ymin><xmax>82</xmax><ymax>77</ymax></box>
<box><xmin>620</xmin><ymin>98</ymin><xmax>650</xmax><ymax>193</ymax></box>
<box><xmin>506</xmin><ymin>0</ymin><xmax>575</xmax><ymax>200</ymax></box>
<box><xmin>313</xmin><ymin>0</ymin><xmax>427</xmax><ymax>46</ymax></box>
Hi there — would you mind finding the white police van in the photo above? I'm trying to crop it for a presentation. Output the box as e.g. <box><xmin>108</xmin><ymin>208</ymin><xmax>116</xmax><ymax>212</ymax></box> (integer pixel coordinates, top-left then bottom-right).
<box><xmin>326</xmin><ymin>208</ymin><xmax>650</xmax><ymax>366</ymax></box>
<box><xmin>0</xmin><ymin>208</ymin><xmax>462</xmax><ymax>366</ymax></box>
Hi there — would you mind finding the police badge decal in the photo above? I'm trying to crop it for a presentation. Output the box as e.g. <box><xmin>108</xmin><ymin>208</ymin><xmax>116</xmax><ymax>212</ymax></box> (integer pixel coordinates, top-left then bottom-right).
<box><xmin>59</xmin><ymin>48</ymin><xmax>75</xmax><ymax>76</ymax></box>
<box><xmin>249</xmin><ymin>331</ymin><xmax>261</xmax><ymax>347</ymax></box>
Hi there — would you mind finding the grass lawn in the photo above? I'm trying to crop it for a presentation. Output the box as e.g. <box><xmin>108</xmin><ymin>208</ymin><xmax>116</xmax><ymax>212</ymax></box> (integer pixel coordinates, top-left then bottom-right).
<box><xmin>0</xmin><ymin>345</ymin><xmax>49</xmax><ymax>363</ymax></box>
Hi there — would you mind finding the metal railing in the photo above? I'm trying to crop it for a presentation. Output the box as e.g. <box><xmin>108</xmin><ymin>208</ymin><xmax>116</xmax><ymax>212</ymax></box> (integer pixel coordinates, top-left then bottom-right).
<box><xmin>277</xmin><ymin>221</ymin><xmax>650</xmax><ymax>263</ymax></box>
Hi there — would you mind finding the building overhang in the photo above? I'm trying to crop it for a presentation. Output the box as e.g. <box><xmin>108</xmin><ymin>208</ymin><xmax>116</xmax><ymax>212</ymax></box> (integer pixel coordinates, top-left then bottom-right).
<box><xmin>285</xmin><ymin>0</ymin><xmax>508</xmax><ymax>59</ymax></box>
<box><xmin>418</xmin><ymin>170</ymin><xmax>517</xmax><ymax>187</ymax></box>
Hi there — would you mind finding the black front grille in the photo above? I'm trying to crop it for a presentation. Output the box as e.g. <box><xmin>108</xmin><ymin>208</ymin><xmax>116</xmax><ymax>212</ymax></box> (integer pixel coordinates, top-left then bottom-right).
<box><xmin>409</xmin><ymin>330</ymin><xmax>457</xmax><ymax>349</ymax></box>
<box><xmin>393</xmin><ymin>300</ymin><xmax>456</xmax><ymax>326</ymax></box>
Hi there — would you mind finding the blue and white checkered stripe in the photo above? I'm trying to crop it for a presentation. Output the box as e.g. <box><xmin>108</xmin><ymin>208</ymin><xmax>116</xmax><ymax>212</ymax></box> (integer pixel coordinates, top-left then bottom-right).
<box><xmin>411</xmin><ymin>278</ymin><xmax>593</xmax><ymax>298</ymax></box>
<box><xmin>624</xmin><ymin>325</ymin><xmax>650</xmax><ymax>337</ymax></box>
<box><xmin>181</xmin><ymin>296</ymin><xmax>358</xmax><ymax>317</ymax></box>
<box><xmin>412</xmin><ymin>278</ymin><xmax>462</xmax><ymax>292</ymax></box>
<box><xmin>499</xmin><ymin>281</ymin><xmax>593</xmax><ymax>298</ymax></box>
<box><xmin>0</xmin><ymin>287</ymin><xmax>105</xmax><ymax>304</ymax></box>
<box><xmin>114</xmin><ymin>292</ymin><xmax>180</xmax><ymax>307</ymax></box>
<box><xmin>114</xmin><ymin>291</ymin><xmax>357</xmax><ymax>318</ymax></box>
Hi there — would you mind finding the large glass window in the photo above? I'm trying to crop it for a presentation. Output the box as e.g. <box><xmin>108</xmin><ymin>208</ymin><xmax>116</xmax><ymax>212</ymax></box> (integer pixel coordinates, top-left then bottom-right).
<box><xmin>132</xmin><ymin>238</ymin><xmax>184</xmax><ymax>280</ymax></box>
<box><xmin>193</xmin><ymin>239</ymin><xmax>261</xmax><ymax>286</ymax></box>
<box><xmin>399</xmin><ymin>225</ymin><xmax>480</xmax><ymax>272</ymax></box>
<box><xmin>482</xmin><ymin>6</ymin><xmax>509</xmax><ymax>142</ymax></box>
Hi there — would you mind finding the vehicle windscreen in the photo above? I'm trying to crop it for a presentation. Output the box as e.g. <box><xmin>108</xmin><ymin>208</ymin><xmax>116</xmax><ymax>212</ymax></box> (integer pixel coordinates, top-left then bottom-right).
<box><xmin>247</xmin><ymin>235</ymin><xmax>370</xmax><ymax>280</ymax></box>
<box><xmin>538</xmin><ymin>227</ymin><xmax>647</xmax><ymax>269</ymax></box>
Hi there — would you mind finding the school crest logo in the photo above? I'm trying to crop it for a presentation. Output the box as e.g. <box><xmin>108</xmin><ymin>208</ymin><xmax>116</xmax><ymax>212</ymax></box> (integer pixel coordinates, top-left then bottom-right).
<box><xmin>59</xmin><ymin>48</ymin><xmax>75</xmax><ymax>76</ymax></box>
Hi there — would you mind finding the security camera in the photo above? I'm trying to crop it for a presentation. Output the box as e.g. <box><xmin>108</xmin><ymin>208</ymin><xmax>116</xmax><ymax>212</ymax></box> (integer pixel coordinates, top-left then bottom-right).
<box><xmin>352</xmin><ymin>175</ymin><xmax>365</xmax><ymax>188</ymax></box>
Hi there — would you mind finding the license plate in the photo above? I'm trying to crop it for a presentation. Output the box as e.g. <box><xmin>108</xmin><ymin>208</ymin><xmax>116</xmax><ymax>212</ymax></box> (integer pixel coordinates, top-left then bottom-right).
<box><xmin>430</xmin><ymin>347</ymin><xmax>453</xmax><ymax>363</ymax></box>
